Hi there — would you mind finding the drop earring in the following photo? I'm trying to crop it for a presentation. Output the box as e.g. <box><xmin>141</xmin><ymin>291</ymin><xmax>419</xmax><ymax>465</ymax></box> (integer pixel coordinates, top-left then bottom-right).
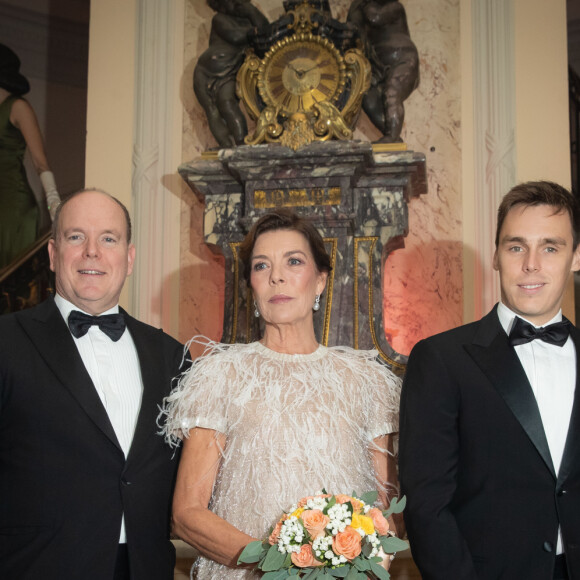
<box><xmin>254</xmin><ymin>301</ymin><xmax>260</xmax><ymax>318</ymax></box>
<box><xmin>313</xmin><ymin>294</ymin><xmax>320</xmax><ymax>311</ymax></box>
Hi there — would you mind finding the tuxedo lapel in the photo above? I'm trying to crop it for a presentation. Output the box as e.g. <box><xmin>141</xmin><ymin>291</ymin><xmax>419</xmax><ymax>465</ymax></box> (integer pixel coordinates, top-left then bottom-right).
<box><xmin>124</xmin><ymin>314</ymin><xmax>166</xmax><ymax>465</ymax></box>
<box><xmin>464</xmin><ymin>307</ymin><xmax>556</xmax><ymax>478</ymax></box>
<box><xmin>557</xmin><ymin>324</ymin><xmax>580</xmax><ymax>485</ymax></box>
<box><xmin>18</xmin><ymin>298</ymin><xmax>123</xmax><ymax>453</ymax></box>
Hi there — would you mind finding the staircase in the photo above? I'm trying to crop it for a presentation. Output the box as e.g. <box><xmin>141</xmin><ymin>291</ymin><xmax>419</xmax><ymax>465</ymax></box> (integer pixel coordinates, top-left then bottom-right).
<box><xmin>0</xmin><ymin>231</ymin><xmax>54</xmax><ymax>315</ymax></box>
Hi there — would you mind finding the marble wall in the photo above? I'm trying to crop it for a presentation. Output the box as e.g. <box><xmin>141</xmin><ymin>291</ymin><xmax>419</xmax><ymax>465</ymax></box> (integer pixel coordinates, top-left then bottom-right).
<box><xmin>179</xmin><ymin>0</ymin><xmax>462</xmax><ymax>357</ymax></box>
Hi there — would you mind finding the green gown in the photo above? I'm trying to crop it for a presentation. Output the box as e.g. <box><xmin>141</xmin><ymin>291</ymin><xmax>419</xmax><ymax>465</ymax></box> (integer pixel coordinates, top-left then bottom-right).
<box><xmin>0</xmin><ymin>95</ymin><xmax>39</xmax><ymax>270</ymax></box>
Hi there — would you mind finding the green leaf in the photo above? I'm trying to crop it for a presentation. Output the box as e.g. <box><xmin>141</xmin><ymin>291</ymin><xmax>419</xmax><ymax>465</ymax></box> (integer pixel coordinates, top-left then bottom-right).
<box><xmin>262</xmin><ymin>544</ymin><xmax>288</xmax><ymax>572</ymax></box>
<box><xmin>345</xmin><ymin>568</ymin><xmax>366</xmax><ymax>580</ymax></box>
<box><xmin>360</xmin><ymin>490</ymin><xmax>378</xmax><ymax>506</ymax></box>
<box><xmin>323</xmin><ymin>496</ymin><xmax>337</xmax><ymax>514</ymax></box>
<box><xmin>302</xmin><ymin>569</ymin><xmax>322</xmax><ymax>580</ymax></box>
<box><xmin>361</xmin><ymin>540</ymin><xmax>373</xmax><ymax>558</ymax></box>
<box><xmin>262</xmin><ymin>571</ymin><xmax>291</xmax><ymax>580</ymax></box>
<box><xmin>382</xmin><ymin>496</ymin><xmax>406</xmax><ymax>518</ymax></box>
<box><xmin>237</xmin><ymin>540</ymin><xmax>265</xmax><ymax>564</ymax></box>
<box><xmin>380</xmin><ymin>536</ymin><xmax>409</xmax><ymax>553</ymax></box>
<box><xmin>328</xmin><ymin>566</ymin><xmax>350</xmax><ymax>577</ymax></box>
<box><xmin>352</xmin><ymin>556</ymin><xmax>371</xmax><ymax>571</ymax></box>
<box><xmin>369</xmin><ymin>561</ymin><xmax>391</xmax><ymax>580</ymax></box>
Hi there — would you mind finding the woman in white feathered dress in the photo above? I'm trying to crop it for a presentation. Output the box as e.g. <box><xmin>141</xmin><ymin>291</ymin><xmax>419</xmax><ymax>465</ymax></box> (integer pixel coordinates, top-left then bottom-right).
<box><xmin>160</xmin><ymin>209</ymin><xmax>402</xmax><ymax>579</ymax></box>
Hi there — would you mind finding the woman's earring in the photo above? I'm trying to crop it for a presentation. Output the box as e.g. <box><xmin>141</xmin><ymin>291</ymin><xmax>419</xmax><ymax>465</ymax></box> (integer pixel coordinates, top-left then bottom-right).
<box><xmin>254</xmin><ymin>301</ymin><xmax>260</xmax><ymax>318</ymax></box>
<box><xmin>313</xmin><ymin>294</ymin><xmax>321</xmax><ymax>312</ymax></box>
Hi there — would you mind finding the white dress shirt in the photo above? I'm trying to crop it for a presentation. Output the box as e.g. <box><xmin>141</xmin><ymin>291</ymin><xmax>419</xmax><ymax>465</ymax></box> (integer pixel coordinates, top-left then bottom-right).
<box><xmin>497</xmin><ymin>302</ymin><xmax>576</xmax><ymax>554</ymax></box>
<box><xmin>55</xmin><ymin>294</ymin><xmax>144</xmax><ymax>543</ymax></box>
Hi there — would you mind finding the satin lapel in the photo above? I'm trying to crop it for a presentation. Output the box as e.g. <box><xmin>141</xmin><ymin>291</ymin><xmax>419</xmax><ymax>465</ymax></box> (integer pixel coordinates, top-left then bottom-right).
<box><xmin>18</xmin><ymin>298</ymin><xmax>122</xmax><ymax>453</ymax></box>
<box><xmin>557</xmin><ymin>324</ymin><xmax>580</xmax><ymax>485</ymax></box>
<box><xmin>464</xmin><ymin>308</ymin><xmax>556</xmax><ymax>478</ymax></box>
<box><xmin>124</xmin><ymin>314</ymin><xmax>165</xmax><ymax>465</ymax></box>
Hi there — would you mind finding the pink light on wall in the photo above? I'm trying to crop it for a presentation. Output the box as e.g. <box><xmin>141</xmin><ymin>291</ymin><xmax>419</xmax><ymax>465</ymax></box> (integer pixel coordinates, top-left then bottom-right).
<box><xmin>383</xmin><ymin>241</ymin><xmax>463</xmax><ymax>357</ymax></box>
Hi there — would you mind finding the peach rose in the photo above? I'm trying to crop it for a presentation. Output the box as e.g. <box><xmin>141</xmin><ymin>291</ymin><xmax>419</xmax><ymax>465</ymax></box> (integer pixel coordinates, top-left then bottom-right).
<box><xmin>301</xmin><ymin>509</ymin><xmax>330</xmax><ymax>539</ymax></box>
<box><xmin>332</xmin><ymin>526</ymin><xmax>362</xmax><ymax>561</ymax></box>
<box><xmin>298</xmin><ymin>496</ymin><xmax>314</xmax><ymax>508</ymax></box>
<box><xmin>334</xmin><ymin>495</ymin><xmax>363</xmax><ymax>512</ymax></box>
<box><xmin>268</xmin><ymin>521</ymin><xmax>283</xmax><ymax>545</ymax></box>
<box><xmin>291</xmin><ymin>544</ymin><xmax>324</xmax><ymax>568</ymax></box>
<box><xmin>368</xmin><ymin>508</ymin><xmax>390</xmax><ymax>536</ymax></box>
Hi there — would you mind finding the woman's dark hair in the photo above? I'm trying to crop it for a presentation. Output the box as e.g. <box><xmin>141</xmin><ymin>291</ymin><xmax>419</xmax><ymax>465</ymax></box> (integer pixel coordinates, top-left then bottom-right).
<box><xmin>239</xmin><ymin>209</ymin><xmax>332</xmax><ymax>284</ymax></box>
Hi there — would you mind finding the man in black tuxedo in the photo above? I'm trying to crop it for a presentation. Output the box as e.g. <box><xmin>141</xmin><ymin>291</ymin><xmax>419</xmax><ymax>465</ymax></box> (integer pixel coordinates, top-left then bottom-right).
<box><xmin>400</xmin><ymin>181</ymin><xmax>580</xmax><ymax>580</ymax></box>
<box><xmin>0</xmin><ymin>189</ymin><xmax>187</xmax><ymax>579</ymax></box>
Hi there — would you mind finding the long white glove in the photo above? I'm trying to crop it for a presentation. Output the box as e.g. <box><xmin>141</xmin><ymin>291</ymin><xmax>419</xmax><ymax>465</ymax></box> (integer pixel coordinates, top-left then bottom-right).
<box><xmin>40</xmin><ymin>170</ymin><xmax>60</xmax><ymax>221</ymax></box>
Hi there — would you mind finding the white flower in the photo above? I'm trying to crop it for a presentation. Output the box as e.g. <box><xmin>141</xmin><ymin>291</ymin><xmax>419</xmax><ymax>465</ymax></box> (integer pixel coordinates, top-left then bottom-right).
<box><xmin>307</xmin><ymin>496</ymin><xmax>329</xmax><ymax>511</ymax></box>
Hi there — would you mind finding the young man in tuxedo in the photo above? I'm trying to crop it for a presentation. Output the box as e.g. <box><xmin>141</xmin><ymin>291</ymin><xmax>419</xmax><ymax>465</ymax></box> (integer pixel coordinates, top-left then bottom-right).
<box><xmin>400</xmin><ymin>181</ymin><xmax>580</xmax><ymax>580</ymax></box>
<box><xmin>0</xmin><ymin>189</ymin><xmax>187</xmax><ymax>580</ymax></box>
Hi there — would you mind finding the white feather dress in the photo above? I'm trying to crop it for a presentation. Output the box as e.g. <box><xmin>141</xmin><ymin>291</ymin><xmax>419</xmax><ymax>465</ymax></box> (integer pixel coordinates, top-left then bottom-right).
<box><xmin>161</xmin><ymin>339</ymin><xmax>401</xmax><ymax>579</ymax></box>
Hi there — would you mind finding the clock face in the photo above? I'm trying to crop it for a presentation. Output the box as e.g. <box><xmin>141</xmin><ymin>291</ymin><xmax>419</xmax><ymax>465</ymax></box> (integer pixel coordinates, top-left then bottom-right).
<box><xmin>259</xmin><ymin>36</ymin><xmax>346</xmax><ymax>116</ymax></box>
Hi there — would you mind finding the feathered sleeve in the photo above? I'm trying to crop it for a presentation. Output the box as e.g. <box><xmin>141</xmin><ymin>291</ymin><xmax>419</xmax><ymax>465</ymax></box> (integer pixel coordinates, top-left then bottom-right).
<box><xmin>354</xmin><ymin>349</ymin><xmax>402</xmax><ymax>441</ymax></box>
<box><xmin>159</xmin><ymin>337</ymin><xmax>235</xmax><ymax>448</ymax></box>
<box><xmin>325</xmin><ymin>347</ymin><xmax>401</xmax><ymax>442</ymax></box>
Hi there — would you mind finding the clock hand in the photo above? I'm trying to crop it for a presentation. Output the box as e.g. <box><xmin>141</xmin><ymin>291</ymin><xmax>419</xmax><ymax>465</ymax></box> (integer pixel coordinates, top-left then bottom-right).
<box><xmin>301</xmin><ymin>64</ymin><xmax>319</xmax><ymax>74</ymax></box>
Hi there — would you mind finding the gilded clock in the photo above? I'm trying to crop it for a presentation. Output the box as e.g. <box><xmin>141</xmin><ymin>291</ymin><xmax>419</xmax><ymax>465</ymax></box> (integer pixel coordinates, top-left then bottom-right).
<box><xmin>258</xmin><ymin>34</ymin><xmax>347</xmax><ymax>117</ymax></box>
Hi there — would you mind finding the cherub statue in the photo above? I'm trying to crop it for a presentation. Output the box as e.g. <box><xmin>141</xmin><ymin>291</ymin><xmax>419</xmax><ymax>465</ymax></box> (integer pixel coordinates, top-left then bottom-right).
<box><xmin>347</xmin><ymin>0</ymin><xmax>419</xmax><ymax>142</ymax></box>
<box><xmin>194</xmin><ymin>0</ymin><xmax>269</xmax><ymax>148</ymax></box>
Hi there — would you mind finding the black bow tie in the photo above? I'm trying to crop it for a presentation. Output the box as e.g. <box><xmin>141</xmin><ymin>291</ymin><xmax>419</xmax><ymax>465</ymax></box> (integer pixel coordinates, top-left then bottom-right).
<box><xmin>508</xmin><ymin>316</ymin><xmax>571</xmax><ymax>347</ymax></box>
<box><xmin>68</xmin><ymin>310</ymin><xmax>126</xmax><ymax>342</ymax></box>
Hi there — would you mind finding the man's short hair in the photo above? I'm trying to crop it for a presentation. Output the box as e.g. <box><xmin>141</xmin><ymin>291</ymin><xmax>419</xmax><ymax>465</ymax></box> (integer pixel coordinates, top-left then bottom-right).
<box><xmin>495</xmin><ymin>181</ymin><xmax>580</xmax><ymax>249</ymax></box>
<box><xmin>51</xmin><ymin>188</ymin><xmax>132</xmax><ymax>243</ymax></box>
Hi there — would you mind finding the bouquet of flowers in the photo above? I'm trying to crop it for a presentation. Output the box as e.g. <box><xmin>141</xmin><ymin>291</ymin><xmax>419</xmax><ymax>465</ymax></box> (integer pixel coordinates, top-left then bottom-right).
<box><xmin>238</xmin><ymin>490</ymin><xmax>408</xmax><ymax>579</ymax></box>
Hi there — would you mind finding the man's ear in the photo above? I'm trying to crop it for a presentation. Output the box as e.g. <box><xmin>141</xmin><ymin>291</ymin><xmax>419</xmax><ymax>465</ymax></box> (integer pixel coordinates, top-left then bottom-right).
<box><xmin>48</xmin><ymin>239</ymin><xmax>56</xmax><ymax>273</ymax></box>
<box><xmin>571</xmin><ymin>244</ymin><xmax>580</xmax><ymax>272</ymax></box>
<box><xmin>492</xmin><ymin>249</ymin><xmax>499</xmax><ymax>272</ymax></box>
<box><xmin>127</xmin><ymin>244</ymin><xmax>136</xmax><ymax>276</ymax></box>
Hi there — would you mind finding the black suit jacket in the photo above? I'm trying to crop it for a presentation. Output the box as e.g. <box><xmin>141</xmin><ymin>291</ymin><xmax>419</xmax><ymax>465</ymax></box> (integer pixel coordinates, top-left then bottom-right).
<box><xmin>0</xmin><ymin>297</ymin><xmax>186</xmax><ymax>580</ymax></box>
<box><xmin>399</xmin><ymin>305</ymin><xmax>580</xmax><ymax>580</ymax></box>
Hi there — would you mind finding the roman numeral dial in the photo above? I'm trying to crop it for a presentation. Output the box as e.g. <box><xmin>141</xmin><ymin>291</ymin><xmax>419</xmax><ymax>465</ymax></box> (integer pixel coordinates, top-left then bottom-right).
<box><xmin>258</xmin><ymin>34</ymin><xmax>346</xmax><ymax>116</ymax></box>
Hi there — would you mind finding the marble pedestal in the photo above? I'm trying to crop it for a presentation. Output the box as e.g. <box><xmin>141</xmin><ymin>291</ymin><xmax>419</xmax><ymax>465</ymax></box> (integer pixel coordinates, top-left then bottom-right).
<box><xmin>179</xmin><ymin>141</ymin><xmax>426</xmax><ymax>372</ymax></box>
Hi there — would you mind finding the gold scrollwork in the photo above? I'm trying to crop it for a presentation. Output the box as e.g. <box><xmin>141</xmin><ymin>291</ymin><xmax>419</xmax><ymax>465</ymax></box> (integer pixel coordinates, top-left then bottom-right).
<box><xmin>353</xmin><ymin>237</ymin><xmax>404</xmax><ymax>370</ymax></box>
<box><xmin>236</xmin><ymin>52</ymin><xmax>262</xmax><ymax>122</ymax></box>
<box><xmin>321</xmin><ymin>237</ymin><xmax>338</xmax><ymax>346</ymax></box>
<box><xmin>341</xmin><ymin>49</ymin><xmax>372</xmax><ymax>126</ymax></box>
<box><xmin>245</xmin><ymin>106</ymin><xmax>284</xmax><ymax>145</ymax></box>
<box><xmin>228</xmin><ymin>242</ymin><xmax>241</xmax><ymax>343</ymax></box>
